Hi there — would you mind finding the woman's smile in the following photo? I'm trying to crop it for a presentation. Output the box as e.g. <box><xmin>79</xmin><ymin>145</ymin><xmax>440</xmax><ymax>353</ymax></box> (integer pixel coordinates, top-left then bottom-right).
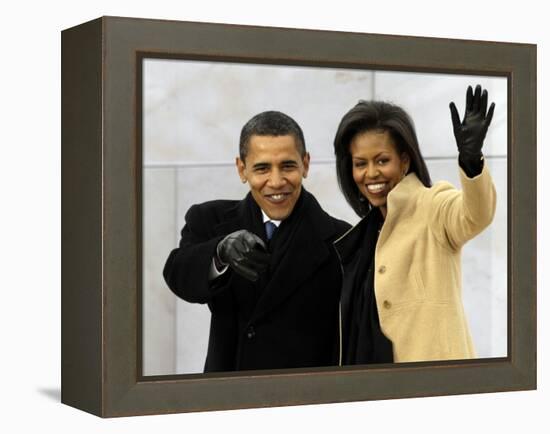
<box><xmin>366</xmin><ymin>182</ymin><xmax>388</xmax><ymax>194</ymax></box>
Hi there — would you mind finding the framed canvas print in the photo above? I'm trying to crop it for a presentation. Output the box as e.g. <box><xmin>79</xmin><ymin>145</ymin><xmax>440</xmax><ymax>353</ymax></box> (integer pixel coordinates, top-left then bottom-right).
<box><xmin>61</xmin><ymin>16</ymin><xmax>536</xmax><ymax>417</ymax></box>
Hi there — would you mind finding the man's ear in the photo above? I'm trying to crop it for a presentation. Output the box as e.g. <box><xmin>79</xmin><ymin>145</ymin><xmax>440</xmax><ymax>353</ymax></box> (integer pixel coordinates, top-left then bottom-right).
<box><xmin>236</xmin><ymin>157</ymin><xmax>247</xmax><ymax>183</ymax></box>
<box><xmin>302</xmin><ymin>152</ymin><xmax>311</xmax><ymax>178</ymax></box>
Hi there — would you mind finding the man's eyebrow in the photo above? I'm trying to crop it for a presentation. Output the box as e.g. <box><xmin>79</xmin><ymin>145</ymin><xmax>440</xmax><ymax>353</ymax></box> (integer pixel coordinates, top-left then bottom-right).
<box><xmin>281</xmin><ymin>160</ymin><xmax>298</xmax><ymax>165</ymax></box>
<box><xmin>252</xmin><ymin>162</ymin><xmax>270</xmax><ymax>169</ymax></box>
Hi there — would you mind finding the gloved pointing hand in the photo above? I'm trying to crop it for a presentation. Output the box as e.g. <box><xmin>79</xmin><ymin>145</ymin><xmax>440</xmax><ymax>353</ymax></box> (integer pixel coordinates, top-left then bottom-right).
<box><xmin>449</xmin><ymin>84</ymin><xmax>495</xmax><ymax>177</ymax></box>
<box><xmin>216</xmin><ymin>230</ymin><xmax>270</xmax><ymax>282</ymax></box>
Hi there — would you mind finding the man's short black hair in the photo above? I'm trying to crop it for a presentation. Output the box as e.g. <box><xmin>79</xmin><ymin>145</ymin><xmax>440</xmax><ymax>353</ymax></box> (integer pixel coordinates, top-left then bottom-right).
<box><xmin>239</xmin><ymin>111</ymin><xmax>306</xmax><ymax>160</ymax></box>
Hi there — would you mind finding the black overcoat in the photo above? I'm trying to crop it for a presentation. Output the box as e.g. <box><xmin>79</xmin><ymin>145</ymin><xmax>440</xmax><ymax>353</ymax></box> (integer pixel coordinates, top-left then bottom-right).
<box><xmin>163</xmin><ymin>189</ymin><xmax>350</xmax><ymax>372</ymax></box>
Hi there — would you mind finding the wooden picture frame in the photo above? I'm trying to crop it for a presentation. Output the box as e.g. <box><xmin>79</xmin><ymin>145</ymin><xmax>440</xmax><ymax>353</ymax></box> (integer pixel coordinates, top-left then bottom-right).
<box><xmin>61</xmin><ymin>16</ymin><xmax>536</xmax><ymax>417</ymax></box>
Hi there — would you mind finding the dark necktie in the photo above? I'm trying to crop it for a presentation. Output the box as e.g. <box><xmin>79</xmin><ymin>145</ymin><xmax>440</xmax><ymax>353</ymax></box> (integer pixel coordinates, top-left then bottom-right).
<box><xmin>265</xmin><ymin>221</ymin><xmax>277</xmax><ymax>241</ymax></box>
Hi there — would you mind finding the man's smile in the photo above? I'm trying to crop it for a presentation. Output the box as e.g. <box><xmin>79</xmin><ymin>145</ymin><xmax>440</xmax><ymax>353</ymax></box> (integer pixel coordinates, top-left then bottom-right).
<box><xmin>264</xmin><ymin>192</ymin><xmax>292</xmax><ymax>204</ymax></box>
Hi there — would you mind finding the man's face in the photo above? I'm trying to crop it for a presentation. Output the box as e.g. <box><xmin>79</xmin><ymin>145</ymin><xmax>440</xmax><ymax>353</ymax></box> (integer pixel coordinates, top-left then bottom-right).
<box><xmin>237</xmin><ymin>134</ymin><xmax>310</xmax><ymax>221</ymax></box>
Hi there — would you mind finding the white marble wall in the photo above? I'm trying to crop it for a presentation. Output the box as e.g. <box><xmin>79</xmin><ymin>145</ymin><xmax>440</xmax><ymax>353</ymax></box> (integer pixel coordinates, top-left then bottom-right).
<box><xmin>142</xmin><ymin>168</ymin><xmax>178</xmax><ymax>374</ymax></box>
<box><xmin>142</xmin><ymin>59</ymin><xmax>507</xmax><ymax>375</ymax></box>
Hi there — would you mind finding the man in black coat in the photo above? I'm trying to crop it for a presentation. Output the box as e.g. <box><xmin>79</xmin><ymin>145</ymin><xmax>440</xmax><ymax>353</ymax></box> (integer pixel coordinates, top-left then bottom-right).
<box><xmin>163</xmin><ymin>111</ymin><xmax>350</xmax><ymax>372</ymax></box>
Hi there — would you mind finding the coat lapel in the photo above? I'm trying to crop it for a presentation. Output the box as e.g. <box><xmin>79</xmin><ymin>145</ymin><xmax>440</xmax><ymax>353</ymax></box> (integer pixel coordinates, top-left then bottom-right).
<box><xmin>333</xmin><ymin>208</ymin><xmax>382</xmax><ymax>347</ymax></box>
<box><xmin>379</xmin><ymin>173</ymin><xmax>422</xmax><ymax>246</ymax></box>
<box><xmin>211</xmin><ymin>191</ymin><xmax>338</xmax><ymax>324</ymax></box>
<box><xmin>213</xmin><ymin>193</ymin><xmax>264</xmax><ymax>240</ymax></box>
<box><xmin>249</xmin><ymin>191</ymin><xmax>333</xmax><ymax>323</ymax></box>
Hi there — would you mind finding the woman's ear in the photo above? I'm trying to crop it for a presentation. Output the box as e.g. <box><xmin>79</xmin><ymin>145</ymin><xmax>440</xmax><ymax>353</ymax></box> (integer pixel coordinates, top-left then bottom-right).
<box><xmin>401</xmin><ymin>153</ymin><xmax>411</xmax><ymax>176</ymax></box>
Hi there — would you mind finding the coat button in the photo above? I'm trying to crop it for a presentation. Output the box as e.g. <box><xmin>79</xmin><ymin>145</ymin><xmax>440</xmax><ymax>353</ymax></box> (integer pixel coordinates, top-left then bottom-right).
<box><xmin>378</xmin><ymin>265</ymin><xmax>386</xmax><ymax>274</ymax></box>
<box><xmin>246</xmin><ymin>326</ymin><xmax>256</xmax><ymax>339</ymax></box>
<box><xmin>383</xmin><ymin>300</ymin><xmax>392</xmax><ymax>309</ymax></box>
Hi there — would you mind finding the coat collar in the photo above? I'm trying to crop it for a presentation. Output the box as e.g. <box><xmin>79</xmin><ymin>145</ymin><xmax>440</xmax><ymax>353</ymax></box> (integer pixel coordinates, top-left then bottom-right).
<box><xmin>379</xmin><ymin>172</ymin><xmax>425</xmax><ymax>247</ymax></box>
<box><xmin>214</xmin><ymin>188</ymin><xmax>337</xmax><ymax>242</ymax></box>
<box><xmin>213</xmin><ymin>192</ymin><xmax>264</xmax><ymax>240</ymax></box>
<box><xmin>334</xmin><ymin>172</ymin><xmax>425</xmax><ymax>261</ymax></box>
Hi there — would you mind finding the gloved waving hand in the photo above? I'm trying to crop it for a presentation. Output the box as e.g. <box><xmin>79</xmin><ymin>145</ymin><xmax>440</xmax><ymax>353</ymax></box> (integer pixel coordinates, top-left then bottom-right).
<box><xmin>449</xmin><ymin>84</ymin><xmax>495</xmax><ymax>177</ymax></box>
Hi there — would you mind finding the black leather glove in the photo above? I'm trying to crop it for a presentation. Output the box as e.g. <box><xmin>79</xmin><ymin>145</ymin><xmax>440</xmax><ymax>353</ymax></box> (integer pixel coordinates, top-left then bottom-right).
<box><xmin>216</xmin><ymin>230</ymin><xmax>271</xmax><ymax>282</ymax></box>
<box><xmin>449</xmin><ymin>84</ymin><xmax>495</xmax><ymax>177</ymax></box>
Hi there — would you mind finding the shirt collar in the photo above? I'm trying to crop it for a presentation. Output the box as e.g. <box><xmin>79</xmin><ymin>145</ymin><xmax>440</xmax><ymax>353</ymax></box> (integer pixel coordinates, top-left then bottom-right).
<box><xmin>261</xmin><ymin>209</ymin><xmax>281</xmax><ymax>227</ymax></box>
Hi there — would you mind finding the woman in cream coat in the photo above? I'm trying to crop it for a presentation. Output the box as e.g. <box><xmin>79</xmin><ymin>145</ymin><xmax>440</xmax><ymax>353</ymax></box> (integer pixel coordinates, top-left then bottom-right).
<box><xmin>333</xmin><ymin>85</ymin><xmax>496</xmax><ymax>364</ymax></box>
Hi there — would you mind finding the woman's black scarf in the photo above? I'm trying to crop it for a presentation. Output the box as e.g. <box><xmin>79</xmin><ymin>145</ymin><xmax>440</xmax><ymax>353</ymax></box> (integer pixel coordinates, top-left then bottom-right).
<box><xmin>344</xmin><ymin>207</ymin><xmax>394</xmax><ymax>365</ymax></box>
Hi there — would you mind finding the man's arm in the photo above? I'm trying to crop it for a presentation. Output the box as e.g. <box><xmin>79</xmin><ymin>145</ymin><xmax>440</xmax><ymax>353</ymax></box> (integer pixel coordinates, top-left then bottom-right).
<box><xmin>163</xmin><ymin>204</ymin><xmax>228</xmax><ymax>304</ymax></box>
<box><xmin>163</xmin><ymin>203</ymin><xmax>271</xmax><ymax>303</ymax></box>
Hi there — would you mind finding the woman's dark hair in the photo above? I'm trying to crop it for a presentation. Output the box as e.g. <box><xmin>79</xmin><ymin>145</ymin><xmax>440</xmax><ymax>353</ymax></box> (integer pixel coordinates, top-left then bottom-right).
<box><xmin>334</xmin><ymin>100</ymin><xmax>432</xmax><ymax>217</ymax></box>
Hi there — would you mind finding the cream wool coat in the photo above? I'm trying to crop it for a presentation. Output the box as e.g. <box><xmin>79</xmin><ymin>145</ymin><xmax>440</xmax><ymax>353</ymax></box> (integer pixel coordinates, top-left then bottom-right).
<box><xmin>339</xmin><ymin>164</ymin><xmax>496</xmax><ymax>362</ymax></box>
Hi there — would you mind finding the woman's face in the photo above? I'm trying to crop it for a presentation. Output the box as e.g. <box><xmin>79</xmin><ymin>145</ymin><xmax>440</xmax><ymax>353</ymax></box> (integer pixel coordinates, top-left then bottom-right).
<box><xmin>350</xmin><ymin>129</ymin><xmax>410</xmax><ymax>218</ymax></box>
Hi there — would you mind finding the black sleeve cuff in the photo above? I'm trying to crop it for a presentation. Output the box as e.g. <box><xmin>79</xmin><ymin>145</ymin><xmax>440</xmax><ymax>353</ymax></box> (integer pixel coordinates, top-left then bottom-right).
<box><xmin>459</xmin><ymin>154</ymin><xmax>484</xmax><ymax>178</ymax></box>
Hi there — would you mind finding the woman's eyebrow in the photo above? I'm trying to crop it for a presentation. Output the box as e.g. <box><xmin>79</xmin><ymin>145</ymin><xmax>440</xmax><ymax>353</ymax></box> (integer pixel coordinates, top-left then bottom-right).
<box><xmin>352</xmin><ymin>152</ymin><xmax>388</xmax><ymax>160</ymax></box>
